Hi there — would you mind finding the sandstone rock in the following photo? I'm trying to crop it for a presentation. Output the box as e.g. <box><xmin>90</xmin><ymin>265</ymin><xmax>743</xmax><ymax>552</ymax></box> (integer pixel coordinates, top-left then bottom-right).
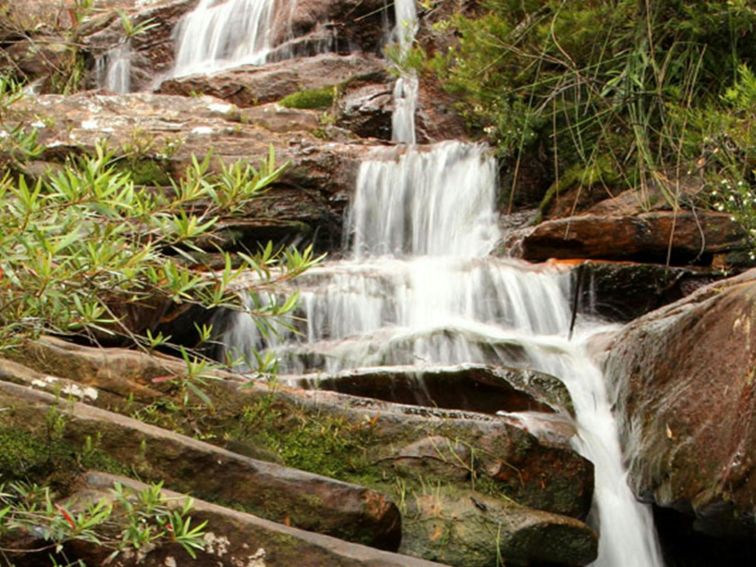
<box><xmin>392</xmin><ymin>436</ymin><xmax>473</xmax><ymax>481</ymax></box>
<box><xmin>6</xmin><ymin>338</ymin><xmax>595</xmax><ymax>564</ymax></box>
<box><xmin>84</xmin><ymin>0</ymin><xmax>393</xmax><ymax>91</ymax></box>
<box><xmin>519</xmin><ymin>212</ymin><xmax>746</xmax><ymax>264</ymax></box>
<box><xmin>605</xmin><ymin>269</ymin><xmax>756</xmax><ymax>538</ymax></box>
<box><xmin>400</xmin><ymin>491</ymin><xmax>597</xmax><ymax>567</ymax></box>
<box><xmin>297</xmin><ymin>364</ymin><xmax>574</xmax><ymax>416</ymax></box>
<box><xmin>3</xmin><ymin>471</ymin><xmax>445</xmax><ymax>567</ymax></box>
<box><xmin>334</xmin><ymin>76</ymin><xmax>469</xmax><ymax>143</ymax></box>
<box><xmin>158</xmin><ymin>53</ymin><xmax>386</xmax><ymax>108</ymax></box>
<box><xmin>0</xmin><ymin>380</ymin><xmax>402</xmax><ymax>549</ymax></box>
<box><xmin>8</xmin><ymin>92</ymin><xmax>380</xmax><ymax>249</ymax></box>
<box><xmin>84</xmin><ymin>0</ymin><xmax>197</xmax><ymax>91</ymax></box>
<box><xmin>337</xmin><ymin>81</ymin><xmax>393</xmax><ymax>140</ymax></box>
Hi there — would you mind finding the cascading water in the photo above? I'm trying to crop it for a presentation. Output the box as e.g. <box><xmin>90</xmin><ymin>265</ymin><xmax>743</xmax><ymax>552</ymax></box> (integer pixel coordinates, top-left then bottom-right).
<box><xmin>391</xmin><ymin>0</ymin><xmax>418</xmax><ymax>143</ymax></box>
<box><xmin>219</xmin><ymin>2</ymin><xmax>664</xmax><ymax>565</ymax></box>
<box><xmin>172</xmin><ymin>0</ymin><xmax>277</xmax><ymax>78</ymax></box>
<box><xmin>95</xmin><ymin>42</ymin><xmax>132</xmax><ymax>93</ymax></box>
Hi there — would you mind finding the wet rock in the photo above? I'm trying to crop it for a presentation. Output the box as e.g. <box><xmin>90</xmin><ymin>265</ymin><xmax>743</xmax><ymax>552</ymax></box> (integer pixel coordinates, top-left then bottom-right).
<box><xmin>575</xmin><ymin>260</ymin><xmax>723</xmax><ymax>322</ymax></box>
<box><xmin>400</xmin><ymin>491</ymin><xmax>597</xmax><ymax>567</ymax></box>
<box><xmin>519</xmin><ymin>212</ymin><xmax>746</xmax><ymax>265</ymax></box>
<box><xmin>4</xmin><ymin>471</ymin><xmax>445</xmax><ymax>567</ymax></box>
<box><xmin>84</xmin><ymin>0</ymin><xmax>197</xmax><ymax>91</ymax></box>
<box><xmin>605</xmin><ymin>269</ymin><xmax>756</xmax><ymax>538</ymax></box>
<box><xmin>337</xmin><ymin>81</ymin><xmax>394</xmax><ymax>140</ymax></box>
<box><xmin>415</xmin><ymin>79</ymin><xmax>469</xmax><ymax>144</ymax></box>
<box><xmin>297</xmin><ymin>364</ymin><xmax>574</xmax><ymax>416</ymax></box>
<box><xmin>84</xmin><ymin>0</ymin><xmax>392</xmax><ymax>91</ymax></box>
<box><xmin>159</xmin><ymin>53</ymin><xmax>386</xmax><ymax>108</ymax></box>
<box><xmin>0</xmin><ymin>380</ymin><xmax>402</xmax><ymax>549</ymax></box>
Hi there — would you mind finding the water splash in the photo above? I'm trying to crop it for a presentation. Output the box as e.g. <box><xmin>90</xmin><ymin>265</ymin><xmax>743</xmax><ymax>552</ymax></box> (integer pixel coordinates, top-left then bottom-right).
<box><xmin>172</xmin><ymin>0</ymin><xmax>276</xmax><ymax>78</ymax></box>
<box><xmin>95</xmin><ymin>42</ymin><xmax>132</xmax><ymax>93</ymax></box>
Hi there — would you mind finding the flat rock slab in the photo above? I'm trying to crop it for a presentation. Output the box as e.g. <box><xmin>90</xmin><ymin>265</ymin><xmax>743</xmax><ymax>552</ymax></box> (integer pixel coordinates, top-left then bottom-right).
<box><xmin>293</xmin><ymin>363</ymin><xmax>574</xmax><ymax>416</ymax></box>
<box><xmin>8</xmin><ymin>92</ymin><xmax>385</xmax><ymax>248</ymax></box>
<box><xmin>0</xmin><ymin>380</ymin><xmax>401</xmax><ymax>549</ymax></box>
<box><xmin>519</xmin><ymin>212</ymin><xmax>746</xmax><ymax>264</ymax></box>
<box><xmin>605</xmin><ymin>269</ymin><xmax>756</xmax><ymax>538</ymax></box>
<box><xmin>4</xmin><ymin>471</ymin><xmax>445</xmax><ymax>567</ymax></box>
<box><xmin>159</xmin><ymin>53</ymin><xmax>387</xmax><ymax>108</ymax></box>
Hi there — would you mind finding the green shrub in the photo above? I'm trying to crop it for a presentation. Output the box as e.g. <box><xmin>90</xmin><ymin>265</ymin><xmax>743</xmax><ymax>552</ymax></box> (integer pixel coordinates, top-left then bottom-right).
<box><xmin>432</xmin><ymin>0</ymin><xmax>756</xmax><ymax>226</ymax></box>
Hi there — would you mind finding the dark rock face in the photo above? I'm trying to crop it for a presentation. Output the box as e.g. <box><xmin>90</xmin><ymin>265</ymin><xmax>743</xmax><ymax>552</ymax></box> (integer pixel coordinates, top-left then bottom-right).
<box><xmin>605</xmin><ymin>269</ymin><xmax>756</xmax><ymax>539</ymax></box>
<box><xmin>297</xmin><ymin>364</ymin><xmax>574</xmax><ymax>416</ymax></box>
<box><xmin>575</xmin><ymin>261</ymin><xmax>722</xmax><ymax>322</ymax></box>
<box><xmin>519</xmin><ymin>212</ymin><xmax>746</xmax><ymax>264</ymax></box>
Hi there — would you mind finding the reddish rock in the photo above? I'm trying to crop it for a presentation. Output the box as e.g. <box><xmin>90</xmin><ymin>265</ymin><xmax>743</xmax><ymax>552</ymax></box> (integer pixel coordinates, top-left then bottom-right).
<box><xmin>158</xmin><ymin>53</ymin><xmax>386</xmax><ymax>108</ymax></box>
<box><xmin>520</xmin><ymin>212</ymin><xmax>746</xmax><ymax>264</ymax></box>
<box><xmin>605</xmin><ymin>269</ymin><xmax>756</xmax><ymax>538</ymax></box>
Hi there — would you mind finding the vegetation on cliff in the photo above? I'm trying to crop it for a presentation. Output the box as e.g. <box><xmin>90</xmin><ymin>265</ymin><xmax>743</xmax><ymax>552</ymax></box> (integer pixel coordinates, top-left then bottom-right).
<box><xmin>429</xmin><ymin>0</ymin><xmax>755</xmax><ymax>254</ymax></box>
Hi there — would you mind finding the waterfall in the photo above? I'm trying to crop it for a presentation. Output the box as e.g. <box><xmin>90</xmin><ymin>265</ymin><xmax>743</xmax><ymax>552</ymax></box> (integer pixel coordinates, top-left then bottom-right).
<box><xmin>350</xmin><ymin>143</ymin><xmax>499</xmax><ymax>258</ymax></box>
<box><xmin>391</xmin><ymin>0</ymin><xmax>419</xmax><ymax>143</ymax></box>
<box><xmin>95</xmin><ymin>42</ymin><xmax>132</xmax><ymax>93</ymax></box>
<box><xmin>219</xmin><ymin>2</ymin><xmax>665</xmax><ymax>565</ymax></box>
<box><xmin>172</xmin><ymin>0</ymin><xmax>276</xmax><ymax>78</ymax></box>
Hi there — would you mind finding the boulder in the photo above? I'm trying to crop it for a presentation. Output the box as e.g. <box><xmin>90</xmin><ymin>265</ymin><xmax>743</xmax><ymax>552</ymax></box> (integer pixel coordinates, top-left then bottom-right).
<box><xmin>605</xmin><ymin>269</ymin><xmax>756</xmax><ymax>538</ymax></box>
<box><xmin>400</xmin><ymin>491</ymin><xmax>597</xmax><ymax>567</ymax></box>
<box><xmin>158</xmin><ymin>53</ymin><xmax>387</xmax><ymax>108</ymax></box>
<box><xmin>519</xmin><ymin>212</ymin><xmax>746</xmax><ymax>264</ymax></box>
<box><xmin>3</xmin><ymin>471</ymin><xmax>446</xmax><ymax>567</ymax></box>
<box><xmin>0</xmin><ymin>379</ymin><xmax>402</xmax><ymax>549</ymax></box>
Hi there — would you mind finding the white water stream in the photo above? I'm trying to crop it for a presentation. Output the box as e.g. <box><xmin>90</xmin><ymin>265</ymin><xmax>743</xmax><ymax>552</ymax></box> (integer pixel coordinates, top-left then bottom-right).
<box><xmin>95</xmin><ymin>42</ymin><xmax>132</xmax><ymax>93</ymax></box>
<box><xmin>216</xmin><ymin>1</ymin><xmax>665</xmax><ymax>565</ymax></box>
<box><xmin>172</xmin><ymin>0</ymin><xmax>277</xmax><ymax>78</ymax></box>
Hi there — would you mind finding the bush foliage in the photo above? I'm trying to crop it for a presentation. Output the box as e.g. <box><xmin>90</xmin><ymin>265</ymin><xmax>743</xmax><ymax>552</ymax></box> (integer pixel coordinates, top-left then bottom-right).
<box><xmin>431</xmin><ymin>0</ymin><xmax>755</xmax><ymax>251</ymax></box>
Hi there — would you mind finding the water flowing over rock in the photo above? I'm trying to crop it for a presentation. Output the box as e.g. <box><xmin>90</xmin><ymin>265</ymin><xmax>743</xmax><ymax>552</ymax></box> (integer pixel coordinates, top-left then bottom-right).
<box><xmin>94</xmin><ymin>41</ymin><xmax>132</xmax><ymax>93</ymax></box>
<box><xmin>350</xmin><ymin>142</ymin><xmax>499</xmax><ymax>258</ymax></box>
<box><xmin>390</xmin><ymin>0</ymin><xmax>419</xmax><ymax>143</ymax></box>
<box><xmin>605</xmin><ymin>269</ymin><xmax>756</xmax><ymax>541</ymax></box>
<box><xmin>219</xmin><ymin>38</ymin><xmax>665</xmax><ymax>563</ymax></box>
<box><xmin>172</xmin><ymin>0</ymin><xmax>277</xmax><ymax>77</ymax></box>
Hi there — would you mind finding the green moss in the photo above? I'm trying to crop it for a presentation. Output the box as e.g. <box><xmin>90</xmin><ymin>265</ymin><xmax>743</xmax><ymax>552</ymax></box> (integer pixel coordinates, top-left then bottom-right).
<box><xmin>279</xmin><ymin>86</ymin><xmax>336</xmax><ymax>110</ymax></box>
<box><xmin>234</xmin><ymin>397</ymin><xmax>377</xmax><ymax>479</ymax></box>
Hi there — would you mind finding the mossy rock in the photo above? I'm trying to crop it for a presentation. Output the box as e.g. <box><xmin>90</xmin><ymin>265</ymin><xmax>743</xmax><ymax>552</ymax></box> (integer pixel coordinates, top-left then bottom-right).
<box><xmin>279</xmin><ymin>86</ymin><xmax>336</xmax><ymax>110</ymax></box>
